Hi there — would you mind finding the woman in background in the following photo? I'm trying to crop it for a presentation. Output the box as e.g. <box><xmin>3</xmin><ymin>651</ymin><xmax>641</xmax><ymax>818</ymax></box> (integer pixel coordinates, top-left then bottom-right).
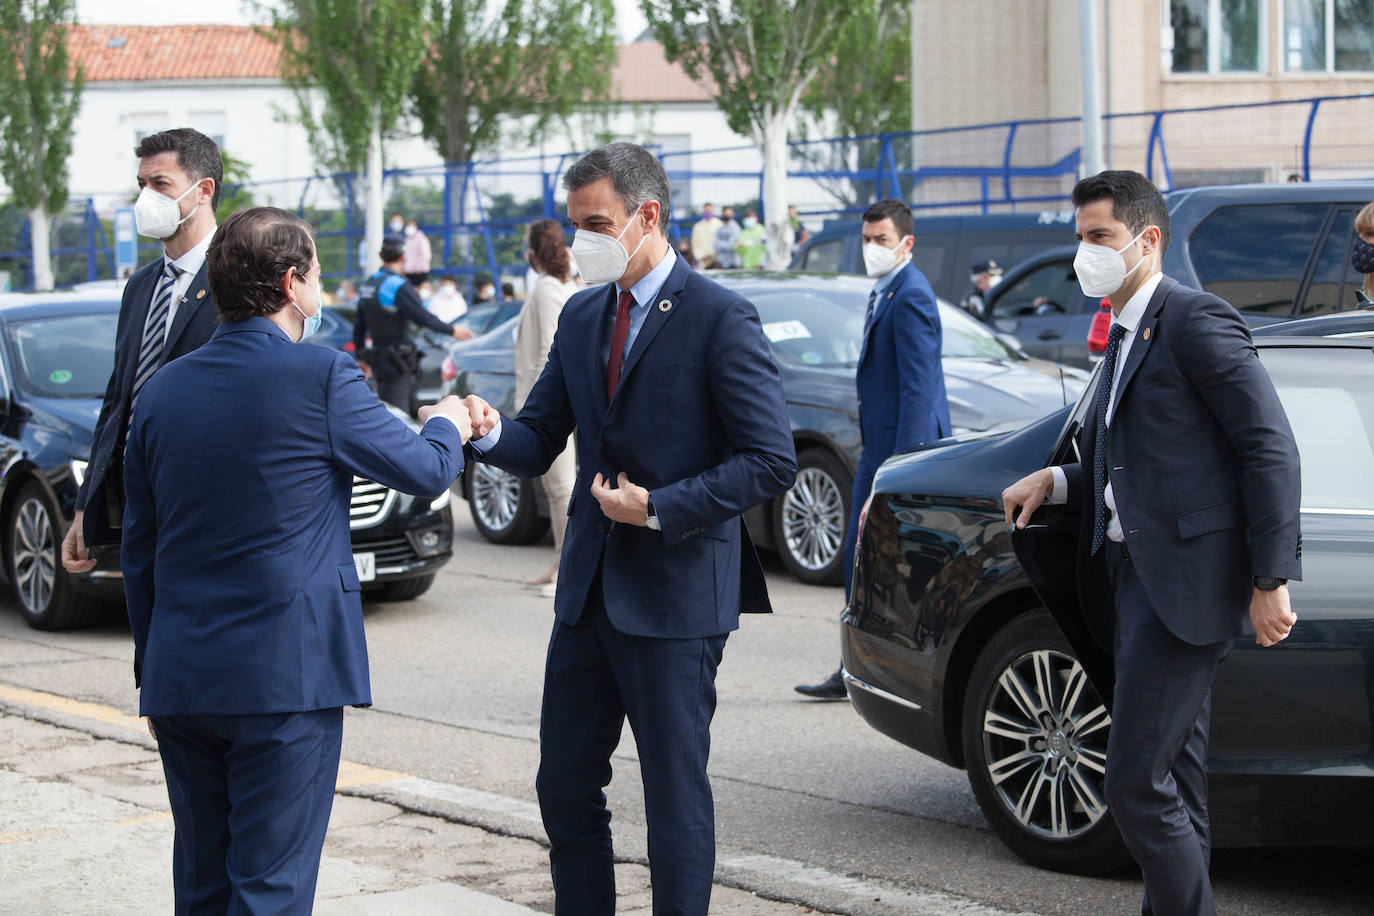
<box><xmin>516</xmin><ymin>218</ymin><xmax>579</xmax><ymax>597</ymax></box>
<box><xmin>1353</xmin><ymin>202</ymin><xmax>1374</xmax><ymax>305</ymax></box>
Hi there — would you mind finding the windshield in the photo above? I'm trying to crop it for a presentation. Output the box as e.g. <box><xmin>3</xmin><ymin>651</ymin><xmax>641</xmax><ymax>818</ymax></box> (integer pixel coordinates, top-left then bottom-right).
<box><xmin>748</xmin><ymin>286</ymin><xmax>1019</xmax><ymax>368</ymax></box>
<box><xmin>5</xmin><ymin>313</ymin><xmax>117</xmax><ymax>398</ymax></box>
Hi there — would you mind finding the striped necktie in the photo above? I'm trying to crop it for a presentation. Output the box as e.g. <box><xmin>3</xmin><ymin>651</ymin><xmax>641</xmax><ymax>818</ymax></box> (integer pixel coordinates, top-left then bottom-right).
<box><xmin>1090</xmin><ymin>323</ymin><xmax>1128</xmax><ymax>555</ymax></box>
<box><xmin>131</xmin><ymin>262</ymin><xmax>181</xmax><ymax>405</ymax></box>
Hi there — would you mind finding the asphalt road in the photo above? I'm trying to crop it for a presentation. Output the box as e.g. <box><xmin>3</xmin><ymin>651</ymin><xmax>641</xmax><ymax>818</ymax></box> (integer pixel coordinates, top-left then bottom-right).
<box><xmin>1</xmin><ymin>502</ymin><xmax>1370</xmax><ymax>915</ymax></box>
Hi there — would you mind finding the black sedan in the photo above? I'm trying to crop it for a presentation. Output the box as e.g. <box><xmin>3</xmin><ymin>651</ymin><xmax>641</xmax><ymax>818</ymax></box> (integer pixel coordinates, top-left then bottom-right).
<box><xmin>445</xmin><ymin>272</ymin><xmax>1088</xmax><ymax>585</ymax></box>
<box><xmin>0</xmin><ymin>292</ymin><xmax>456</xmax><ymax>631</ymax></box>
<box><xmin>840</xmin><ymin>333</ymin><xmax>1374</xmax><ymax>874</ymax></box>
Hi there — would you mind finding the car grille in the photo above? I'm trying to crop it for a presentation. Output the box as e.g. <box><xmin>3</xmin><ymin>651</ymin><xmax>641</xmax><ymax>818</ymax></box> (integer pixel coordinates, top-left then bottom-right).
<box><xmin>351</xmin><ymin>536</ymin><xmax>418</xmax><ymax>569</ymax></box>
<box><xmin>350</xmin><ymin>478</ymin><xmax>396</xmax><ymax>530</ymax></box>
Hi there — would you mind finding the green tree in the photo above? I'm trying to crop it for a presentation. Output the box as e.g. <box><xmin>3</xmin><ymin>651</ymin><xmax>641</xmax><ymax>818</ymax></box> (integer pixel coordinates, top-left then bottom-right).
<box><xmin>215</xmin><ymin>150</ymin><xmax>258</xmax><ymax>219</ymax></box>
<box><xmin>266</xmin><ymin>0</ymin><xmax>428</xmax><ymax>275</ymax></box>
<box><xmin>796</xmin><ymin>0</ymin><xmax>911</xmax><ymax>210</ymax></box>
<box><xmin>0</xmin><ymin>0</ymin><xmax>83</xmax><ymax>291</ymax></box>
<box><xmin>411</xmin><ymin>0</ymin><xmax>617</xmax><ymax>164</ymax></box>
<box><xmin>642</xmin><ymin>0</ymin><xmax>861</xmax><ymax>268</ymax></box>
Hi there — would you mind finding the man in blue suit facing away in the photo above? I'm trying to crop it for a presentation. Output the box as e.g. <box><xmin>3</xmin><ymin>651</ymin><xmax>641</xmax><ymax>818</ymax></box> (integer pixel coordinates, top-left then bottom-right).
<box><xmin>461</xmin><ymin>143</ymin><xmax>796</xmax><ymax>914</ymax></box>
<box><xmin>796</xmin><ymin>198</ymin><xmax>950</xmax><ymax>699</ymax></box>
<box><xmin>122</xmin><ymin>207</ymin><xmax>472</xmax><ymax>914</ymax></box>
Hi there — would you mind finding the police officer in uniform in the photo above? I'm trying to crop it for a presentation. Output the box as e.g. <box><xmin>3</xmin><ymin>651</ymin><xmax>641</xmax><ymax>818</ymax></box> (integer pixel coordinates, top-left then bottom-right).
<box><xmin>354</xmin><ymin>239</ymin><xmax>472</xmax><ymax>412</ymax></box>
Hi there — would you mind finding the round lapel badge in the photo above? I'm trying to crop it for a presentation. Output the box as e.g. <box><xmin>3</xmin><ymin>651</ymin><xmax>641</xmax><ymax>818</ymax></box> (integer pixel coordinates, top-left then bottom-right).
<box><xmin>658</xmin><ymin>299</ymin><xmax>672</xmax><ymax>312</ymax></box>
<box><xmin>1142</xmin><ymin>327</ymin><xmax>1151</xmax><ymax>341</ymax></box>
<box><xmin>196</xmin><ymin>289</ymin><xmax>207</xmax><ymax>300</ymax></box>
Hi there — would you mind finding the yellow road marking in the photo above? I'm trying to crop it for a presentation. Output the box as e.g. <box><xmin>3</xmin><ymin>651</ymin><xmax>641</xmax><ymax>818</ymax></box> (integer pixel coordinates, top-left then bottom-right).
<box><xmin>116</xmin><ymin>812</ymin><xmax>173</xmax><ymax>826</ymax></box>
<box><xmin>0</xmin><ymin>682</ymin><xmax>414</xmax><ymax>791</ymax></box>
<box><xmin>0</xmin><ymin>828</ymin><xmax>60</xmax><ymax>845</ymax></box>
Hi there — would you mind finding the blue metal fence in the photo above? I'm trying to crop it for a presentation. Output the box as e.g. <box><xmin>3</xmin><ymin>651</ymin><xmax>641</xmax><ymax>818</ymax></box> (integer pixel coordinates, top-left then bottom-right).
<box><xmin>3</xmin><ymin>92</ymin><xmax>1371</xmax><ymax>294</ymax></box>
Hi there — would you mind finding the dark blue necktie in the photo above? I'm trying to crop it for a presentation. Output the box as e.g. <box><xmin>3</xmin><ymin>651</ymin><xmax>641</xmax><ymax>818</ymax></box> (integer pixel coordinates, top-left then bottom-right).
<box><xmin>1091</xmin><ymin>323</ymin><xmax>1128</xmax><ymax>555</ymax></box>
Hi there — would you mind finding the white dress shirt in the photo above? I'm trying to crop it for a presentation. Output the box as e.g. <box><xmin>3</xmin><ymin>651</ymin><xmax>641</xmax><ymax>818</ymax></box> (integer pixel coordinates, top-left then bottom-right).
<box><xmin>1046</xmin><ymin>271</ymin><xmax>1164</xmax><ymax>543</ymax></box>
<box><xmin>158</xmin><ymin>228</ymin><xmax>215</xmax><ymax>339</ymax></box>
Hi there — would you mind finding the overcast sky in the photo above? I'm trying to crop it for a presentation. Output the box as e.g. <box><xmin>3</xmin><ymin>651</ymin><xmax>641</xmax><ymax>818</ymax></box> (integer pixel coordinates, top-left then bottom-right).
<box><xmin>75</xmin><ymin>0</ymin><xmax>651</xmax><ymax>44</ymax></box>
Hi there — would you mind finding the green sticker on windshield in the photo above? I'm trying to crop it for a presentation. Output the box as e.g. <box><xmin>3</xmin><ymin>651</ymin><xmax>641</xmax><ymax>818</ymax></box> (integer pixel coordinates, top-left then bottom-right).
<box><xmin>49</xmin><ymin>369</ymin><xmax>73</xmax><ymax>385</ymax></box>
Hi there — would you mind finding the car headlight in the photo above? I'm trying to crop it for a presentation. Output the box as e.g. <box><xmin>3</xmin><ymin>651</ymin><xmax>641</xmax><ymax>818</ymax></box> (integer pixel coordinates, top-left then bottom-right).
<box><xmin>430</xmin><ymin>488</ymin><xmax>452</xmax><ymax>511</ymax></box>
<box><xmin>70</xmin><ymin>459</ymin><xmax>88</xmax><ymax>487</ymax></box>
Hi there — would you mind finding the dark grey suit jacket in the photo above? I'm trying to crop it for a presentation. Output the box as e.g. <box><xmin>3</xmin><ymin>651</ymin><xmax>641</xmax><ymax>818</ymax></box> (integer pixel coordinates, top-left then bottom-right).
<box><xmin>1062</xmin><ymin>275</ymin><xmax>1302</xmax><ymax>648</ymax></box>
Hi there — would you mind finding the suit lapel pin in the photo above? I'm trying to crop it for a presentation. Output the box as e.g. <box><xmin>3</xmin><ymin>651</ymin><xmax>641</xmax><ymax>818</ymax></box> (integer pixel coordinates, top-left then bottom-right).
<box><xmin>887</xmin><ymin>292</ymin><xmax>894</xmax><ymax>300</ymax></box>
<box><xmin>658</xmin><ymin>299</ymin><xmax>672</xmax><ymax>312</ymax></box>
<box><xmin>1142</xmin><ymin>327</ymin><xmax>1151</xmax><ymax>341</ymax></box>
<box><xmin>196</xmin><ymin>289</ymin><xmax>206</xmax><ymax>300</ymax></box>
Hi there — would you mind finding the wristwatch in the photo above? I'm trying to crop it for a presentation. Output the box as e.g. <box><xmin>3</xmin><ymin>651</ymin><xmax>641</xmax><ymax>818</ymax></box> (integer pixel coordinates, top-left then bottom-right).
<box><xmin>1254</xmin><ymin>576</ymin><xmax>1287</xmax><ymax>591</ymax></box>
<box><xmin>645</xmin><ymin>495</ymin><xmax>661</xmax><ymax>531</ymax></box>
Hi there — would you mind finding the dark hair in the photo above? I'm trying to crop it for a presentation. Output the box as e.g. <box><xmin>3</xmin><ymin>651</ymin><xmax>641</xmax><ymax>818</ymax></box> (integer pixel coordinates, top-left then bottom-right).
<box><xmin>563</xmin><ymin>142</ymin><xmax>671</xmax><ymax>238</ymax></box>
<box><xmin>862</xmin><ymin>198</ymin><xmax>915</xmax><ymax>239</ymax></box>
<box><xmin>380</xmin><ymin>243</ymin><xmax>404</xmax><ymax>264</ymax></box>
<box><xmin>207</xmin><ymin>207</ymin><xmax>315</xmax><ymax>322</ymax></box>
<box><xmin>134</xmin><ymin>128</ymin><xmax>223</xmax><ymax>211</ymax></box>
<box><xmin>1071</xmin><ymin>170</ymin><xmax>1171</xmax><ymax>255</ymax></box>
<box><xmin>501</xmin><ymin>282</ymin><xmax>515</xmax><ymax>298</ymax></box>
<box><xmin>528</xmin><ymin>218</ymin><xmax>570</xmax><ymax>281</ymax></box>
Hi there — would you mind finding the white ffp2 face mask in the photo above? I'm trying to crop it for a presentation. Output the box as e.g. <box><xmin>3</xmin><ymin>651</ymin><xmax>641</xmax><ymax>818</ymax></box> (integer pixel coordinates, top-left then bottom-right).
<box><xmin>571</xmin><ymin>205</ymin><xmax>647</xmax><ymax>285</ymax></box>
<box><xmin>134</xmin><ymin>182</ymin><xmax>202</xmax><ymax>239</ymax></box>
<box><xmin>1074</xmin><ymin>226</ymin><xmax>1153</xmax><ymax>298</ymax></box>
<box><xmin>862</xmin><ymin>236</ymin><xmax>911</xmax><ymax>278</ymax></box>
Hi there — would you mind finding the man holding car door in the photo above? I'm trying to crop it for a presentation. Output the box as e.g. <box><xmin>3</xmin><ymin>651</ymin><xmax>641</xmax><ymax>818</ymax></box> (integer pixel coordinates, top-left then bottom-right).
<box><xmin>1002</xmin><ymin>170</ymin><xmax>1301</xmax><ymax>916</ymax></box>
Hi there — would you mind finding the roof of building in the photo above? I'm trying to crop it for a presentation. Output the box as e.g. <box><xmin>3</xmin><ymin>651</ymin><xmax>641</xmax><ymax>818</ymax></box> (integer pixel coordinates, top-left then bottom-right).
<box><xmin>67</xmin><ymin>25</ymin><xmax>713</xmax><ymax>104</ymax></box>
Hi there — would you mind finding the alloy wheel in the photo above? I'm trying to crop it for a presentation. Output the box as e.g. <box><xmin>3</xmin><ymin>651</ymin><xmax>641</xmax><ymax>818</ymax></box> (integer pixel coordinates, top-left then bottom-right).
<box><xmin>13</xmin><ymin>497</ymin><xmax>56</xmax><ymax>616</ymax></box>
<box><xmin>982</xmin><ymin>648</ymin><xmax>1112</xmax><ymax>840</ymax></box>
<box><xmin>780</xmin><ymin>466</ymin><xmax>846</xmax><ymax>572</ymax></box>
<box><xmin>471</xmin><ymin>463</ymin><xmax>521</xmax><ymax>533</ymax></box>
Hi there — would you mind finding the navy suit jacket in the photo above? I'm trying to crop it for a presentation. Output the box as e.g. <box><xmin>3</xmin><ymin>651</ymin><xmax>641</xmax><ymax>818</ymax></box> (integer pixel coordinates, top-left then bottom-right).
<box><xmin>122</xmin><ymin>318</ymin><xmax>464</xmax><ymax>716</ymax></box>
<box><xmin>856</xmin><ymin>261</ymin><xmax>950</xmax><ymax>463</ymax></box>
<box><xmin>1063</xmin><ymin>276</ymin><xmax>1302</xmax><ymax>648</ymax></box>
<box><xmin>80</xmin><ymin>256</ymin><xmax>219</xmax><ymax>547</ymax></box>
<box><xmin>478</xmin><ymin>256</ymin><xmax>797</xmax><ymax>639</ymax></box>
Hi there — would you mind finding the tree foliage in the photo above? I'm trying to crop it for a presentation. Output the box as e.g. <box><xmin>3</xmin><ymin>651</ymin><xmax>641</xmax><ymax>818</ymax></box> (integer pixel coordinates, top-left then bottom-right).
<box><xmin>265</xmin><ymin>0</ymin><xmax>428</xmax><ymax>174</ymax></box>
<box><xmin>0</xmin><ymin>0</ymin><xmax>82</xmax><ymax>213</ymax></box>
<box><xmin>411</xmin><ymin>0</ymin><xmax>617</xmax><ymax>164</ymax></box>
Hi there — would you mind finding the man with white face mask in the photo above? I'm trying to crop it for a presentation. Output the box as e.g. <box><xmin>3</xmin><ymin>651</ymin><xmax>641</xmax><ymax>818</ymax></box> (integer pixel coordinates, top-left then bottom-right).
<box><xmin>797</xmin><ymin>198</ymin><xmax>950</xmax><ymax>700</ymax></box>
<box><xmin>457</xmin><ymin>142</ymin><xmax>796</xmax><ymax>915</ymax></box>
<box><xmin>1003</xmin><ymin>171</ymin><xmax>1301</xmax><ymax>916</ymax></box>
<box><xmin>62</xmin><ymin>128</ymin><xmax>222</xmax><ymax>576</ymax></box>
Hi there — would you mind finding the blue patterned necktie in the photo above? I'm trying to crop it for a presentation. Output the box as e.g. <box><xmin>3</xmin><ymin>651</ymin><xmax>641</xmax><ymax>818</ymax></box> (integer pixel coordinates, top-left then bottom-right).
<box><xmin>131</xmin><ymin>261</ymin><xmax>181</xmax><ymax>406</ymax></box>
<box><xmin>859</xmin><ymin>289</ymin><xmax>877</xmax><ymax>361</ymax></box>
<box><xmin>1091</xmin><ymin>323</ymin><xmax>1128</xmax><ymax>555</ymax></box>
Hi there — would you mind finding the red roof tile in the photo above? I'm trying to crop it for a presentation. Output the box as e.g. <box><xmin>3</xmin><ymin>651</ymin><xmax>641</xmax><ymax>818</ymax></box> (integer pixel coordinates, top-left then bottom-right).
<box><xmin>66</xmin><ymin>25</ymin><xmax>712</xmax><ymax>105</ymax></box>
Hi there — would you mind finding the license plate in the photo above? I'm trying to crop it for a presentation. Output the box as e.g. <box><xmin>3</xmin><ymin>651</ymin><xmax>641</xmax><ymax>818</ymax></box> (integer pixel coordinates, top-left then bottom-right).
<box><xmin>353</xmin><ymin>552</ymin><xmax>376</xmax><ymax>583</ymax></box>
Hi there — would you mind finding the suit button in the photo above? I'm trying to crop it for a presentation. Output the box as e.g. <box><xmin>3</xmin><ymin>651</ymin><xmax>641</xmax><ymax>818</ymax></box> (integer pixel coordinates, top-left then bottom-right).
<box><xmin>597</xmin><ymin>522</ymin><xmax>608</xmax><ymax>535</ymax></box>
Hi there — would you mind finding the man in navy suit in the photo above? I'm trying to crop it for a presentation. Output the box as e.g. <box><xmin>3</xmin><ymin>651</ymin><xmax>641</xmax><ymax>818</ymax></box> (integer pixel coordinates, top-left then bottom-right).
<box><xmin>797</xmin><ymin>199</ymin><xmax>950</xmax><ymax>699</ymax></box>
<box><xmin>122</xmin><ymin>207</ymin><xmax>471</xmax><ymax>914</ymax></box>
<box><xmin>1004</xmin><ymin>171</ymin><xmax>1301</xmax><ymax>915</ymax></box>
<box><xmin>62</xmin><ymin>128</ymin><xmax>224</xmax><ymax>573</ymax></box>
<box><xmin>461</xmin><ymin>143</ymin><xmax>796</xmax><ymax>915</ymax></box>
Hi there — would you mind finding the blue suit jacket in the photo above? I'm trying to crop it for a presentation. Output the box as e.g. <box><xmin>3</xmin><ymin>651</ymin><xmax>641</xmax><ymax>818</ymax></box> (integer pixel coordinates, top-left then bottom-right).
<box><xmin>122</xmin><ymin>318</ymin><xmax>464</xmax><ymax>716</ymax></box>
<box><xmin>1063</xmin><ymin>276</ymin><xmax>1302</xmax><ymax>647</ymax></box>
<box><xmin>80</xmin><ymin>257</ymin><xmax>219</xmax><ymax>547</ymax></box>
<box><xmin>479</xmin><ymin>256</ymin><xmax>797</xmax><ymax>639</ymax></box>
<box><xmin>856</xmin><ymin>261</ymin><xmax>950</xmax><ymax>464</ymax></box>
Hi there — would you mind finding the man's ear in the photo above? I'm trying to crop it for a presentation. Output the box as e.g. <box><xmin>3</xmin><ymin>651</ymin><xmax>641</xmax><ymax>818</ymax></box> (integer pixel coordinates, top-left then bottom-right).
<box><xmin>280</xmin><ymin>265</ymin><xmax>298</xmax><ymax>300</ymax></box>
<box><xmin>642</xmin><ymin>199</ymin><xmax>662</xmax><ymax>233</ymax></box>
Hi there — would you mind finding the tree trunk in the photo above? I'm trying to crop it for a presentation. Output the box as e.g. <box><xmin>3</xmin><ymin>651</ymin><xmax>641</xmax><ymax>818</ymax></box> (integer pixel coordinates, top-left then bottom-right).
<box><xmin>364</xmin><ymin>111</ymin><xmax>384</xmax><ymax>275</ymax></box>
<box><xmin>28</xmin><ymin>205</ymin><xmax>54</xmax><ymax>292</ymax></box>
<box><xmin>759</xmin><ymin>111</ymin><xmax>792</xmax><ymax>270</ymax></box>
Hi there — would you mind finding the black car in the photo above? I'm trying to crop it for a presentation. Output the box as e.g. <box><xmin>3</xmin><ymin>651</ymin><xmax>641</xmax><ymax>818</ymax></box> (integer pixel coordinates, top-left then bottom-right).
<box><xmin>981</xmin><ymin>245</ymin><xmax>1102</xmax><ymax>368</ymax></box>
<box><xmin>840</xmin><ymin>334</ymin><xmax>1374</xmax><ymax>874</ymax></box>
<box><xmin>0</xmin><ymin>292</ymin><xmax>455</xmax><ymax>631</ymax></box>
<box><xmin>446</xmin><ymin>272</ymin><xmax>1088</xmax><ymax>585</ymax></box>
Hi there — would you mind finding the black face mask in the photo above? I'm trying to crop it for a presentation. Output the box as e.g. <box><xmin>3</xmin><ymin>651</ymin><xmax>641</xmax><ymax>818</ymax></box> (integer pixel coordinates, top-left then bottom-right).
<box><xmin>1353</xmin><ymin>235</ymin><xmax>1374</xmax><ymax>274</ymax></box>
<box><xmin>722</xmin><ymin>215</ymin><xmax>734</xmax><ymax>223</ymax></box>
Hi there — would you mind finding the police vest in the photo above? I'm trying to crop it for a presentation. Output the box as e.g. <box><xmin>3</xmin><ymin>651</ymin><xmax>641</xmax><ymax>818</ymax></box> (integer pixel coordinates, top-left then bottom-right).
<box><xmin>357</xmin><ymin>270</ymin><xmax>411</xmax><ymax>345</ymax></box>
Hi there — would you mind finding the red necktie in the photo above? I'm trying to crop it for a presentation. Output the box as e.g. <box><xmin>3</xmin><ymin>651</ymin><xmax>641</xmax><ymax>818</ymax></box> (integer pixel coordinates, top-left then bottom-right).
<box><xmin>606</xmin><ymin>290</ymin><xmax>633</xmax><ymax>400</ymax></box>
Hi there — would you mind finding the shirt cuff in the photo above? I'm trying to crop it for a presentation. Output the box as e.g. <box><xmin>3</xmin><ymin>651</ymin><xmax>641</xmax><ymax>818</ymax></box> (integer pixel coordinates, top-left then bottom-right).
<box><xmin>423</xmin><ymin>415</ymin><xmax>462</xmax><ymax>438</ymax></box>
<box><xmin>469</xmin><ymin>417</ymin><xmax>502</xmax><ymax>453</ymax></box>
<box><xmin>1045</xmin><ymin>466</ymin><xmax>1069</xmax><ymax>506</ymax></box>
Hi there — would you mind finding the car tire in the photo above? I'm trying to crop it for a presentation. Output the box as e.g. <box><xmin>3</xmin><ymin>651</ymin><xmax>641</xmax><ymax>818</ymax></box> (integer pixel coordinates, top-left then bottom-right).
<box><xmin>467</xmin><ymin>463</ymin><xmax>549</xmax><ymax>545</ymax></box>
<box><xmin>962</xmin><ymin>610</ymin><xmax>1132</xmax><ymax>876</ymax></box>
<box><xmin>364</xmin><ymin>573</ymin><xmax>436</xmax><ymax>602</ymax></box>
<box><xmin>7</xmin><ymin>482</ymin><xmax>104</xmax><ymax>631</ymax></box>
<box><xmin>772</xmin><ymin>448</ymin><xmax>851</xmax><ymax>586</ymax></box>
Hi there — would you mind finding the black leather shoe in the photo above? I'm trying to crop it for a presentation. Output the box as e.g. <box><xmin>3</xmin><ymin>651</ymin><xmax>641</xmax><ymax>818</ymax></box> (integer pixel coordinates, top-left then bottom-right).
<box><xmin>794</xmin><ymin>667</ymin><xmax>847</xmax><ymax>700</ymax></box>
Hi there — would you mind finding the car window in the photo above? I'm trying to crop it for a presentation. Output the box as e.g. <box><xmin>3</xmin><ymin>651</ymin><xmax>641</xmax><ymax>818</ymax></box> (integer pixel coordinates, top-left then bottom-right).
<box><xmin>752</xmin><ymin>290</ymin><xmax>863</xmax><ymax>367</ymax></box>
<box><xmin>801</xmin><ymin>239</ymin><xmax>846</xmax><ymax>273</ymax></box>
<box><xmin>1300</xmin><ymin>208</ymin><xmax>1366</xmax><ymax>316</ymax></box>
<box><xmin>989</xmin><ymin>259</ymin><xmax>1082</xmax><ymax>319</ymax></box>
<box><xmin>1264</xmin><ymin>347</ymin><xmax>1374</xmax><ymax>511</ymax></box>
<box><xmin>1189</xmin><ymin>204</ymin><xmax>1329</xmax><ymax>316</ymax></box>
<box><xmin>938</xmin><ymin>303</ymin><xmax>1019</xmax><ymax>359</ymax></box>
<box><xmin>5</xmin><ymin>313</ymin><xmax>118</xmax><ymax>398</ymax></box>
